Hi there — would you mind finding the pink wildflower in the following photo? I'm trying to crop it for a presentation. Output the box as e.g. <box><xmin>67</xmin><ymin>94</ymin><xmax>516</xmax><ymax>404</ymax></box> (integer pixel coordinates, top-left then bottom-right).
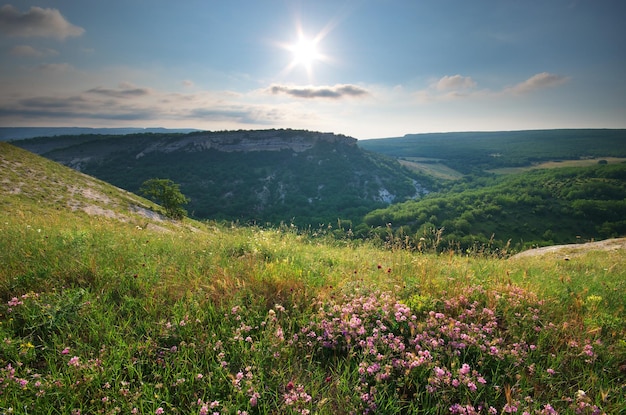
<box><xmin>155</xmin><ymin>408</ymin><xmax>164</xmax><ymax>415</ymax></box>
<box><xmin>68</xmin><ymin>356</ymin><xmax>80</xmax><ymax>367</ymax></box>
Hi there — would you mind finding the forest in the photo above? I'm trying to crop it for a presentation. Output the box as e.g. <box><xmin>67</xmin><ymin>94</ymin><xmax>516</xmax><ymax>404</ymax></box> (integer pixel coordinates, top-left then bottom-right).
<box><xmin>362</xmin><ymin>163</ymin><xmax>626</xmax><ymax>252</ymax></box>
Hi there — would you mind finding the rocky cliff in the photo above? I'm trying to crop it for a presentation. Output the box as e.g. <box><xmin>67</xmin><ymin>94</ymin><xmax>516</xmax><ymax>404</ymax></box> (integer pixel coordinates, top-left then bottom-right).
<box><xmin>136</xmin><ymin>130</ymin><xmax>356</xmax><ymax>158</ymax></box>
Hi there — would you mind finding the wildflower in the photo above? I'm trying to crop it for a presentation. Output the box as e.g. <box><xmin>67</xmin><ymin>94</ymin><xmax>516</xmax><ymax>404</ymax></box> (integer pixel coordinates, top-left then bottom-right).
<box><xmin>503</xmin><ymin>403</ymin><xmax>518</xmax><ymax>413</ymax></box>
<box><xmin>541</xmin><ymin>404</ymin><xmax>558</xmax><ymax>415</ymax></box>
<box><xmin>196</xmin><ymin>373</ymin><xmax>203</xmax><ymax>379</ymax></box>
<box><xmin>250</xmin><ymin>391</ymin><xmax>260</xmax><ymax>406</ymax></box>
<box><xmin>155</xmin><ymin>408</ymin><xmax>165</xmax><ymax>415</ymax></box>
<box><xmin>546</xmin><ymin>368</ymin><xmax>556</xmax><ymax>375</ymax></box>
<box><xmin>68</xmin><ymin>356</ymin><xmax>81</xmax><ymax>367</ymax></box>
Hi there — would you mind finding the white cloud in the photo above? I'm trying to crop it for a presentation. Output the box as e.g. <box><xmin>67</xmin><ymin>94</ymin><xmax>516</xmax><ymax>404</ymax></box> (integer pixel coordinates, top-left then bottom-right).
<box><xmin>506</xmin><ymin>72</ymin><xmax>569</xmax><ymax>94</ymax></box>
<box><xmin>0</xmin><ymin>5</ymin><xmax>84</xmax><ymax>40</ymax></box>
<box><xmin>435</xmin><ymin>74</ymin><xmax>476</xmax><ymax>91</ymax></box>
<box><xmin>10</xmin><ymin>44</ymin><xmax>58</xmax><ymax>57</ymax></box>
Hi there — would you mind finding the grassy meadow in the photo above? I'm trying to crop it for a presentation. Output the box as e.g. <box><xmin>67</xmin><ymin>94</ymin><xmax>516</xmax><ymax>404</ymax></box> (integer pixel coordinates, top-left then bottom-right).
<box><xmin>1</xmin><ymin>143</ymin><xmax>625</xmax><ymax>414</ymax></box>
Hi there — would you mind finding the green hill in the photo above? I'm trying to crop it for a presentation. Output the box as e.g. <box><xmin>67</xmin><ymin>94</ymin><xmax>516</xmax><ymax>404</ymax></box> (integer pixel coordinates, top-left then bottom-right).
<box><xmin>1</xmin><ymin>141</ymin><xmax>625</xmax><ymax>414</ymax></box>
<box><xmin>364</xmin><ymin>163</ymin><xmax>626</xmax><ymax>251</ymax></box>
<box><xmin>13</xmin><ymin>129</ymin><xmax>432</xmax><ymax>226</ymax></box>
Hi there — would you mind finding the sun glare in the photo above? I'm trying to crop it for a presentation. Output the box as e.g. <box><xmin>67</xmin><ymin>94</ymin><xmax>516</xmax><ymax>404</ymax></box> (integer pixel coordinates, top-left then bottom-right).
<box><xmin>278</xmin><ymin>27</ymin><xmax>331</xmax><ymax>81</ymax></box>
<box><xmin>290</xmin><ymin>36</ymin><xmax>321</xmax><ymax>69</ymax></box>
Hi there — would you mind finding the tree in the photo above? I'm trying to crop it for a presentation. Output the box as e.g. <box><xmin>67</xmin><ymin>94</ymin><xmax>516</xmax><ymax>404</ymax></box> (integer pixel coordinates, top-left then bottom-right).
<box><xmin>140</xmin><ymin>178</ymin><xmax>189</xmax><ymax>219</ymax></box>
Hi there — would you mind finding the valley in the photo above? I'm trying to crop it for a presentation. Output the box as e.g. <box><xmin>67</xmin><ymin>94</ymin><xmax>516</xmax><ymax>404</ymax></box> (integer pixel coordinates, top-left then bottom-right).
<box><xmin>1</xmin><ymin>138</ymin><xmax>625</xmax><ymax>414</ymax></box>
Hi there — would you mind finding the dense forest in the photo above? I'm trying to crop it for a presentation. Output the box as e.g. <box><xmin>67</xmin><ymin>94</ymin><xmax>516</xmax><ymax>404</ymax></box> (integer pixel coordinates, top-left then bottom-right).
<box><xmin>362</xmin><ymin>163</ymin><xmax>626</xmax><ymax>251</ymax></box>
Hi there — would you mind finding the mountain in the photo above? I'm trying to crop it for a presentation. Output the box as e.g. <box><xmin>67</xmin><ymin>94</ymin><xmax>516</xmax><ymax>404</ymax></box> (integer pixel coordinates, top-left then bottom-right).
<box><xmin>12</xmin><ymin>129</ymin><xmax>432</xmax><ymax>226</ymax></box>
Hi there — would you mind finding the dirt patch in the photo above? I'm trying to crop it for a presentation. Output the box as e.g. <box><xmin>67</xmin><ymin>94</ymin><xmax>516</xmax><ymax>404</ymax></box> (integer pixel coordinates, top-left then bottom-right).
<box><xmin>130</xmin><ymin>205</ymin><xmax>165</xmax><ymax>221</ymax></box>
<box><xmin>83</xmin><ymin>205</ymin><xmax>126</xmax><ymax>220</ymax></box>
<box><xmin>510</xmin><ymin>238</ymin><xmax>626</xmax><ymax>259</ymax></box>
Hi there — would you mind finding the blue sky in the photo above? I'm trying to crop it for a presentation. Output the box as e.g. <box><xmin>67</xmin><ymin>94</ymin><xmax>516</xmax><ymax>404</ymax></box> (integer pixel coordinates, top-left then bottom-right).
<box><xmin>1</xmin><ymin>1</ymin><xmax>625</xmax><ymax>138</ymax></box>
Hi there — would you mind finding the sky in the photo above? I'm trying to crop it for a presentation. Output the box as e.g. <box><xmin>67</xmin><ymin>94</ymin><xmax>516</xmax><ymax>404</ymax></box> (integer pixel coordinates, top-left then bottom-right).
<box><xmin>0</xmin><ymin>1</ymin><xmax>625</xmax><ymax>139</ymax></box>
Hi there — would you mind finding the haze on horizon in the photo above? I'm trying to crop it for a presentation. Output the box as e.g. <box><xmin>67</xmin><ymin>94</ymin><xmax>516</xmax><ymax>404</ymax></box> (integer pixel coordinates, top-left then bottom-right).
<box><xmin>1</xmin><ymin>1</ymin><xmax>625</xmax><ymax>139</ymax></box>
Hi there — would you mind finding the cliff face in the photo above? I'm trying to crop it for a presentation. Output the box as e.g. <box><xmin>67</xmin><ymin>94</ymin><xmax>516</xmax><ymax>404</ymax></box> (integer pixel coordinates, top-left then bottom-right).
<box><xmin>136</xmin><ymin>130</ymin><xmax>356</xmax><ymax>157</ymax></box>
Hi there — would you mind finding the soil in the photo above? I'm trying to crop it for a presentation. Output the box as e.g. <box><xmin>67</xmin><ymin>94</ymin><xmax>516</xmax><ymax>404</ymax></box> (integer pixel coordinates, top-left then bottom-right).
<box><xmin>510</xmin><ymin>237</ymin><xmax>626</xmax><ymax>259</ymax></box>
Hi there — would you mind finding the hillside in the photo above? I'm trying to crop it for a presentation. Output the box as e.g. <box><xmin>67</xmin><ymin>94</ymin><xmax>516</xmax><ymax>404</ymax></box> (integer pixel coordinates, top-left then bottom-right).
<box><xmin>13</xmin><ymin>129</ymin><xmax>432</xmax><ymax>226</ymax></box>
<box><xmin>0</xmin><ymin>142</ymin><xmax>196</xmax><ymax>233</ymax></box>
<box><xmin>364</xmin><ymin>163</ymin><xmax>626</xmax><ymax>252</ymax></box>
<box><xmin>358</xmin><ymin>129</ymin><xmax>626</xmax><ymax>174</ymax></box>
<box><xmin>1</xmin><ymin>139</ymin><xmax>625</xmax><ymax>414</ymax></box>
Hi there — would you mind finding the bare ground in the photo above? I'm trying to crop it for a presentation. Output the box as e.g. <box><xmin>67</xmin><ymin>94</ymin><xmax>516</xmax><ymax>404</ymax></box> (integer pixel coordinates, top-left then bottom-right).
<box><xmin>510</xmin><ymin>237</ymin><xmax>626</xmax><ymax>259</ymax></box>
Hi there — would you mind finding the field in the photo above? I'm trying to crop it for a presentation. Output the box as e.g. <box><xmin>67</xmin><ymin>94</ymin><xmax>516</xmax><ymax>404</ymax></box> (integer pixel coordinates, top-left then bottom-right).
<box><xmin>488</xmin><ymin>157</ymin><xmax>626</xmax><ymax>175</ymax></box>
<box><xmin>1</xmin><ymin>143</ymin><xmax>625</xmax><ymax>414</ymax></box>
<box><xmin>398</xmin><ymin>158</ymin><xmax>464</xmax><ymax>181</ymax></box>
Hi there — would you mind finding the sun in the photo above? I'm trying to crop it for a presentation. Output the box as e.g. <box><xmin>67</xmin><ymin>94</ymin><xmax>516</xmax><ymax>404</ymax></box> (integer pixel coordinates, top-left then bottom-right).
<box><xmin>277</xmin><ymin>28</ymin><xmax>330</xmax><ymax>81</ymax></box>
<box><xmin>289</xmin><ymin>35</ymin><xmax>321</xmax><ymax>70</ymax></box>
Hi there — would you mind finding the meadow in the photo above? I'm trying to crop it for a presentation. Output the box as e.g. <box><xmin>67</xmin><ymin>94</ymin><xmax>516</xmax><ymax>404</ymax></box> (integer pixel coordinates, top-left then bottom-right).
<box><xmin>1</xmin><ymin>142</ymin><xmax>625</xmax><ymax>414</ymax></box>
<box><xmin>1</xmin><ymin>210</ymin><xmax>625</xmax><ymax>414</ymax></box>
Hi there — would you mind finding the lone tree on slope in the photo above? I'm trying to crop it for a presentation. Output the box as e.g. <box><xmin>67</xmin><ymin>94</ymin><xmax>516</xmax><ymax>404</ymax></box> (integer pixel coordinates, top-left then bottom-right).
<box><xmin>140</xmin><ymin>178</ymin><xmax>189</xmax><ymax>220</ymax></box>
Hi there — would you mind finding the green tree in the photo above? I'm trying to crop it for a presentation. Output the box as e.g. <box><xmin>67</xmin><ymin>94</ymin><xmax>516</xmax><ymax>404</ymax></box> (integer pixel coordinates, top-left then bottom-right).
<box><xmin>140</xmin><ymin>178</ymin><xmax>189</xmax><ymax>219</ymax></box>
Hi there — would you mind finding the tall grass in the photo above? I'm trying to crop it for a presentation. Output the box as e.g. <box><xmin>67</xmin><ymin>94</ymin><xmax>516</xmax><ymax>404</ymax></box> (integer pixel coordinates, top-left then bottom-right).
<box><xmin>1</xmin><ymin>211</ymin><xmax>625</xmax><ymax>414</ymax></box>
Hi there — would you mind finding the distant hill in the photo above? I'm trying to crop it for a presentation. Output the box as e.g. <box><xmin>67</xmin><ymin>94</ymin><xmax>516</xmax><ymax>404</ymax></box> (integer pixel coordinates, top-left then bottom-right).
<box><xmin>358</xmin><ymin>129</ymin><xmax>626</xmax><ymax>174</ymax></box>
<box><xmin>0</xmin><ymin>127</ymin><xmax>199</xmax><ymax>141</ymax></box>
<box><xmin>12</xmin><ymin>129</ymin><xmax>432</xmax><ymax>226</ymax></box>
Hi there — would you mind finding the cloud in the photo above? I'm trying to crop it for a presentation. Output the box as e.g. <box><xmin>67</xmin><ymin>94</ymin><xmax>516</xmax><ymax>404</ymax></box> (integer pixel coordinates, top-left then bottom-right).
<box><xmin>0</xmin><ymin>84</ymin><xmax>288</xmax><ymax>127</ymax></box>
<box><xmin>86</xmin><ymin>84</ymin><xmax>152</xmax><ymax>99</ymax></box>
<box><xmin>506</xmin><ymin>72</ymin><xmax>569</xmax><ymax>94</ymax></box>
<box><xmin>268</xmin><ymin>84</ymin><xmax>369</xmax><ymax>99</ymax></box>
<box><xmin>10</xmin><ymin>44</ymin><xmax>58</xmax><ymax>57</ymax></box>
<box><xmin>414</xmin><ymin>72</ymin><xmax>569</xmax><ymax>102</ymax></box>
<box><xmin>0</xmin><ymin>5</ymin><xmax>84</xmax><ymax>40</ymax></box>
<box><xmin>435</xmin><ymin>75</ymin><xmax>476</xmax><ymax>91</ymax></box>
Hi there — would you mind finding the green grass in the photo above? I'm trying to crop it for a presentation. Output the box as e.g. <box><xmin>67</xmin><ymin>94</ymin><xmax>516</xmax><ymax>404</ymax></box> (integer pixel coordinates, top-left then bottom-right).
<box><xmin>398</xmin><ymin>158</ymin><xmax>464</xmax><ymax>181</ymax></box>
<box><xmin>488</xmin><ymin>157</ymin><xmax>626</xmax><ymax>175</ymax></box>
<box><xmin>1</xmin><ymin>143</ymin><xmax>625</xmax><ymax>414</ymax></box>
